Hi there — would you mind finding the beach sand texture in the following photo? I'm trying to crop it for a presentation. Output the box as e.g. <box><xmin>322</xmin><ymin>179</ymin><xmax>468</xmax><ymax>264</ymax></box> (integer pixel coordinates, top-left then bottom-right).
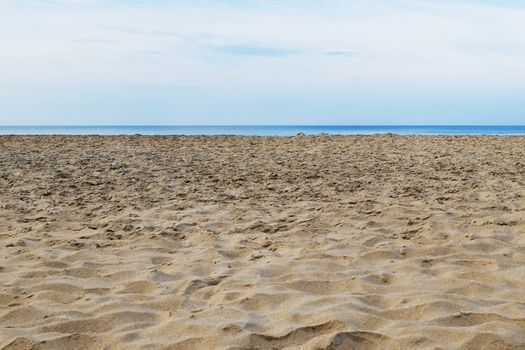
<box><xmin>1</xmin><ymin>135</ymin><xmax>525</xmax><ymax>350</ymax></box>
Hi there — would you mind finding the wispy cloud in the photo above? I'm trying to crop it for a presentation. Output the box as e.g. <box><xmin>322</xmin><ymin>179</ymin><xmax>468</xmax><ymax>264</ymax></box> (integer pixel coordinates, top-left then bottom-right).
<box><xmin>137</xmin><ymin>49</ymin><xmax>164</xmax><ymax>55</ymax></box>
<box><xmin>73</xmin><ymin>38</ymin><xmax>118</xmax><ymax>44</ymax></box>
<box><xmin>212</xmin><ymin>44</ymin><xmax>294</xmax><ymax>57</ymax></box>
<box><xmin>325</xmin><ymin>51</ymin><xmax>353</xmax><ymax>57</ymax></box>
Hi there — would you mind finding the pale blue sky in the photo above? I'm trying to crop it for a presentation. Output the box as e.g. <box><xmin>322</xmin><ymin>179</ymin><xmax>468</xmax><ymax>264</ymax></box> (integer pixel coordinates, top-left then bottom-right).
<box><xmin>1</xmin><ymin>0</ymin><xmax>524</xmax><ymax>125</ymax></box>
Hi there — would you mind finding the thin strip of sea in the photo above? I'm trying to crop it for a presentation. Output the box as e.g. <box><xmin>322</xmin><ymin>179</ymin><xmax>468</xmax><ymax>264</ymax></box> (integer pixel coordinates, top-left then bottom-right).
<box><xmin>1</xmin><ymin>125</ymin><xmax>525</xmax><ymax>136</ymax></box>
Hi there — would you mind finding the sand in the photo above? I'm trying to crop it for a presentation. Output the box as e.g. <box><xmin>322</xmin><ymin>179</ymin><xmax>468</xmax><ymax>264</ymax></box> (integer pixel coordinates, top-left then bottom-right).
<box><xmin>1</xmin><ymin>135</ymin><xmax>525</xmax><ymax>350</ymax></box>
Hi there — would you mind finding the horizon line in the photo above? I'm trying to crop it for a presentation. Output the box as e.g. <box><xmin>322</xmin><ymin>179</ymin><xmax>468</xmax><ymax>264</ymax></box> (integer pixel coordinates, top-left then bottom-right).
<box><xmin>2</xmin><ymin>124</ymin><xmax>525</xmax><ymax>127</ymax></box>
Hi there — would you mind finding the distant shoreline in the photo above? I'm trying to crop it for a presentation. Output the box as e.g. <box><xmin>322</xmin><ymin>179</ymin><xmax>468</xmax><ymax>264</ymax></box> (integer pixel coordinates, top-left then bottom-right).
<box><xmin>2</xmin><ymin>134</ymin><xmax>525</xmax><ymax>138</ymax></box>
<box><xmin>1</xmin><ymin>125</ymin><xmax>525</xmax><ymax>136</ymax></box>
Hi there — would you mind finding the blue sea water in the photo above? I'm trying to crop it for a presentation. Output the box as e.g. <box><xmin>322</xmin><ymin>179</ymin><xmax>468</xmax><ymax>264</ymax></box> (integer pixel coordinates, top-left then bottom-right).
<box><xmin>0</xmin><ymin>125</ymin><xmax>524</xmax><ymax>136</ymax></box>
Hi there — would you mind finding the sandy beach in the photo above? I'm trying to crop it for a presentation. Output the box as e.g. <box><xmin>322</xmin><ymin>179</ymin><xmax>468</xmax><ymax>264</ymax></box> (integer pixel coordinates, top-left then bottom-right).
<box><xmin>1</xmin><ymin>135</ymin><xmax>525</xmax><ymax>349</ymax></box>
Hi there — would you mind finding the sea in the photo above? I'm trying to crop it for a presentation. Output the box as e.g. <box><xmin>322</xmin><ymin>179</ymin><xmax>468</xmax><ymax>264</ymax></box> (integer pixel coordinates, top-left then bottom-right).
<box><xmin>1</xmin><ymin>125</ymin><xmax>525</xmax><ymax>136</ymax></box>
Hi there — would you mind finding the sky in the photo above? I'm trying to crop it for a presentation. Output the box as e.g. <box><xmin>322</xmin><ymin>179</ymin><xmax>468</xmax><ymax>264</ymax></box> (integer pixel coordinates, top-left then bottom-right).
<box><xmin>0</xmin><ymin>0</ymin><xmax>524</xmax><ymax>125</ymax></box>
